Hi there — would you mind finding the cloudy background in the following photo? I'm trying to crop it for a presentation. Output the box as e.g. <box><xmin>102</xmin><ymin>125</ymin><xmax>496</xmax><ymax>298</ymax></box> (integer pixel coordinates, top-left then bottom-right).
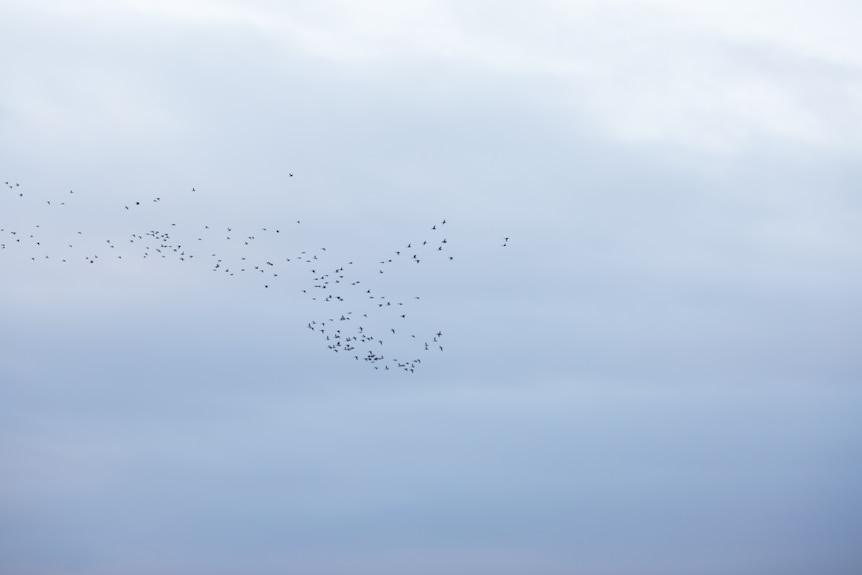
<box><xmin>2</xmin><ymin>1</ymin><xmax>861</xmax><ymax>573</ymax></box>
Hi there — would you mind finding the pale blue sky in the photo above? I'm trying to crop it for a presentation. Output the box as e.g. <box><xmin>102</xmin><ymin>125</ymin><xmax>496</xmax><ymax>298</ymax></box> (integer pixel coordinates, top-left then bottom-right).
<box><xmin>1</xmin><ymin>1</ymin><xmax>861</xmax><ymax>573</ymax></box>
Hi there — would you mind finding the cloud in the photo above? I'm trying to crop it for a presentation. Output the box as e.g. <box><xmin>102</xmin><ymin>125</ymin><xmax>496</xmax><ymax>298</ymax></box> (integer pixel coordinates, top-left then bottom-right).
<box><xmin>4</xmin><ymin>0</ymin><xmax>861</xmax><ymax>157</ymax></box>
<box><xmin>2</xmin><ymin>2</ymin><xmax>862</xmax><ymax>573</ymax></box>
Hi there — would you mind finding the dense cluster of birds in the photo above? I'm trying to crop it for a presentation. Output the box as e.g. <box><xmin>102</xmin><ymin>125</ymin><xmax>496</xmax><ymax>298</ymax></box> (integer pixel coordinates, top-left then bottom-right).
<box><xmin>2</xmin><ymin>179</ymin><xmax>509</xmax><ymax>373</ymax></box>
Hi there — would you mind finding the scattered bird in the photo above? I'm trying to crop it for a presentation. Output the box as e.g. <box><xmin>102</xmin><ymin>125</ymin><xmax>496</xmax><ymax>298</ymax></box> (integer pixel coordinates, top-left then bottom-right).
<box><xmin>2</xmin><ymin>190</ymin><xmax>493</xmax><ymax>373</ymax></box>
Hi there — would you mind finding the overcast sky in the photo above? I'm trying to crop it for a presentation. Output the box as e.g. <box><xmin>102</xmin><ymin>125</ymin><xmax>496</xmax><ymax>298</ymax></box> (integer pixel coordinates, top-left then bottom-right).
<box><xmin>2</xmin><ymin>1</ymin><xmax>861</xmax><ymax>574</ymax></box>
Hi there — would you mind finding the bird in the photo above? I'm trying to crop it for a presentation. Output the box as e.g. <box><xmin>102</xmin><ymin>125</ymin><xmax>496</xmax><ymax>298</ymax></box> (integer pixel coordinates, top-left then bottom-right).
<box><xmin>2</xmin><ymin>185</ymin><xmax>495</xmax><ymax>375</ymax></box>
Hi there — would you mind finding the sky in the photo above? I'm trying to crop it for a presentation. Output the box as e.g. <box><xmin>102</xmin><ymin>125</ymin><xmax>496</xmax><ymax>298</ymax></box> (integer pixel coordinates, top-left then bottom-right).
<box><xmin>1</xmin><ymin>1</ymin><xmax>861</xmax><ymax>573</ymax></box>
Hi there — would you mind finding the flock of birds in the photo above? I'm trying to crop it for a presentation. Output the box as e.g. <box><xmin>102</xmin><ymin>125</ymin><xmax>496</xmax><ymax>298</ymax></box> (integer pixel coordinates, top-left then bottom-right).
<box><xmin>2</xmin><ymin>179</ymin><xmax>509</xmax><ymax>373</ymax></box>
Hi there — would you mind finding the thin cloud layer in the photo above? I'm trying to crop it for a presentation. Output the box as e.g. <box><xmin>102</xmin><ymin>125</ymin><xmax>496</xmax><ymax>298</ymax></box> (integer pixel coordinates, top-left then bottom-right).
<box><xmin>1</xmin><ymin>1</ymin><xmax>861</xmax><ymax>574</ymax></box>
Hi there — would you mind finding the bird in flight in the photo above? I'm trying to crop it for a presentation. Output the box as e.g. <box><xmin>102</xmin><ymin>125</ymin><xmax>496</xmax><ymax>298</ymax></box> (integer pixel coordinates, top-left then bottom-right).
<box><xmin>2</xmin><ymin>188</ymin><xmax>504</xmax><ymax>375</ymax></box>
